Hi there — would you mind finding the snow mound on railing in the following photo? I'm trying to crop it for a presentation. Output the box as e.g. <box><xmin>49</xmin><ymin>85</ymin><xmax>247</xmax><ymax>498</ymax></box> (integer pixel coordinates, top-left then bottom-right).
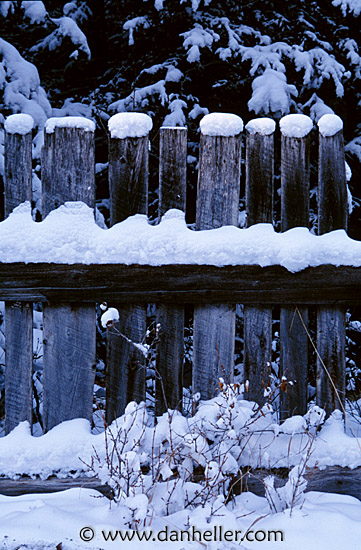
<box><xmin>1</xmin><ymin>201</ymin><xmax>361</xmax><ymax>272</ymax></box>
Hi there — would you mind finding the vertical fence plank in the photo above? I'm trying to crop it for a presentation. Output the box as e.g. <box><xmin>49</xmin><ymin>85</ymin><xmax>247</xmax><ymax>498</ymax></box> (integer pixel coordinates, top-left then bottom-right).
<box><xmin>279</xmin><ymin>114</ymin><xmax>313</xmax><ymax>418</ymax></box>
<box><xmin>41</xmin><ymin>120</ymin><xmax>95</xmax><ymax>217</ymax></box>
<box><xmin>317</xmin><ymin>114</ymin><xmax>347</xmax><ymax>416</ymax></box>
<box><xmin>42</xmin><ymin>117</ymin><xmax>96</xmax><ymax>431</ymax></box>
<box><xmin>4</xmin><ymin>114</ymin><xmax>34</xmax><ymax>433</ymax></box>
<box><xmin>243</xmin><ymin>118</ymin><xmax>275</xmax><ymax>406</ymax></box>
<box><xmin>156</xmin><ymin>127</ymin><xmax>187</xmax><ymax>414</ymax></box>
<box><xmin>193</xmin><ymin>113</ymin><xmax>243</xmax><ymax>400</ymax></box>
<box><xmin>106</xmin><ymin>113</ymin><xmax>152</xmax><ymax>422</ymax></box>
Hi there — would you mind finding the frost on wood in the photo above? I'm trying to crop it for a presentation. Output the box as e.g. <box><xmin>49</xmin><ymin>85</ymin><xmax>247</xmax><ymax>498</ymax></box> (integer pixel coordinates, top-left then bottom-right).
<box><xmin>45</xmin><ymin>116</ymin><xmax>95</xmax><ymax>134</ymax></box>
<box><xmin>108</xmin><ymin>113</ymin><xmax>153</xmax><ymax>139</ymax></box>
<box><xmin>200</xmin><ymin>112</ymin><xmax>243</xmax><ymax>136</ymax></box>
<box><xmin>318</xmin><ymin>114</ymin><xmax>343</xmax><ymax>137</ymax></box>
<box><xmin>245</xmin><ymin>117</ymin><xmax>276</xmax><ymax>136</ymax></box>
<box><xmin>4</xmin><ymin>114</ymin><xmax>33</xmax><ymax>135</ymax></box>
<box><xmin>279</xmin><ymin>114</ymin><xmax>313</xmax><ymax>138</ymax></box>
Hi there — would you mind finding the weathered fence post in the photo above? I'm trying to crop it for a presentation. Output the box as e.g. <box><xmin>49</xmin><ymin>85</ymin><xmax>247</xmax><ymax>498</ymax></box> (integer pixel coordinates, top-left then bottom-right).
<box><xmin>279</xmin><ymin>114</ymin><xmax>313</xmax><ymax>418</ymax></box>
<box><xmin>243</xmin><ymin>118</ymin><xmax>275</xmax><ymax>406</ymax></box>
<box><xmin>42</xmin><ymin>117</ymin><xmax>96</xmax><ymax>431</ymax></box>
<box><xmin>4</xmin><ymin>114</ymin><xmax>33</xmax><ymax>434</ymax></box>
<box><xmin>317</xmin><ymin>114</ymin><xmax>347</xmax><ymax>416</ymax></box>
<box><xmin>106</xmin><ymin>113</ymin><xmax>152</xmax><ymax>422</ymax></box>
<box><xmin>156</xmin><ymin>127</ymin><xmax>187</xmax><ymax>414</ymax></box>
<box><xmin>193</xmin><ymin>113</ymin><xmax>243</xmax><ymax>399</ymax></box>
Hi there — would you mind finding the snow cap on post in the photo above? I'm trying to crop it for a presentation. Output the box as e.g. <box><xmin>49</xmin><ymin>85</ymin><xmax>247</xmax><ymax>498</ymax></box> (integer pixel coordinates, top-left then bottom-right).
<box><xmin>5</xmin><ymin>114</ymin><xmax>34</xmax><ymax>135</ymax></box>
<box><xmin>45</xmin><ymin>116</ymin><xmax>95</xmax><ymax>134</ymax></box>
<box><xmin>200</xmin><ymin>112</ymin><xmax>244</xmax><ymax>136</ymax></box>
<box><xmin>108</xmin><ymin>112</ymin><xmax>153</xmax><ymax>139</ymax></box>
<box><xmin>245</xmin><ymin>117</ymin><xmax>276</xmax><ymax>136</ymax></box>
<box><xmin>318</xmin><ymin>114</ymin><xmax>343</xmax><ymax>137</ymax></box>
<box><xmin>279</xmin><ymin>114</ymin><xmax>313</xmax><ymax>138</ymax></box>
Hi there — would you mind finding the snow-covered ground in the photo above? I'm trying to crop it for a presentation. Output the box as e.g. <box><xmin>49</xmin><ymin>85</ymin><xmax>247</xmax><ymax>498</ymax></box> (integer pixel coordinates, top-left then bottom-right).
<box><xmin>0</xmin><ymin>391</ymin><xmax>360</xmax><ymax>549</ymax></box>
<box><xmin>1</xmin><ymin>488</ymin><xmax>361</xmax><ymax>549</ymax></box>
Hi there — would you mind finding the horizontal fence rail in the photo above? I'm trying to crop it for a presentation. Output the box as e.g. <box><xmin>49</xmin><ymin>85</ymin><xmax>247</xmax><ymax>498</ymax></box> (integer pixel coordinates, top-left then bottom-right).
<box><xmin>0</xmin><ymin>111</ymin><xmax>355</xmax><ymax>434</ymax></box>
<box><xmin>0</xmin><ymin>264</ymin><xmax>361</xmax><ymax>304</ymax></box>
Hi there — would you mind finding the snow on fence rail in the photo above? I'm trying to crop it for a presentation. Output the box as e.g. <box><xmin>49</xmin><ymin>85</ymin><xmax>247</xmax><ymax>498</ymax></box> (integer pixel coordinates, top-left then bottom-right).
<box><xmin>1</xmin><ymin>111</ymin><xmax>353</xmax><ymax>436</ymax></box>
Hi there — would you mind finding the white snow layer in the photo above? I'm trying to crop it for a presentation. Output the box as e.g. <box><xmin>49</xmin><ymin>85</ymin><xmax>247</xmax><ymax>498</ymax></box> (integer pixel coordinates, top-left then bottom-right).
<box><xmin>4</xmin><ymin>113</ymin><xmax>34</xmax><ymax>134</ymax></box>
<box><xmin>30</xmin><ymin>16</ymin><xmax>91</xmax><ymax>59</ymax></box>
<box><xmin>200</xmin><ymin>112</ymin><xmax>244</xmax><ymax>136</ymax></box>
<box><xmin>45</xmin><ymin>116</ymin><xmax>95</xmax><ymax>134</ymax></box>
<box><xmin>160</xmin><ymin>126</ymin><xmax>187</xmax><ymax>131</ymax></box>
<box><xmin>1</xmin><ymin>202</ymin><xmax>361</xmax><ymax>272</ymax></box>
<box><xmin>1</xmin><ymin>399</ymin><xmax>361</xmax><ymax>548</ymax></box>
<box><xmin>100</xmin><ymin>307</ymin><xmax>120</xmax><ymax>328</ymax></box>
<box><xmin>245</xmin><ymin>117</ymin><xmax>276</xmax><ymax>136</ymax></box>
<box><xmin>0</xmin><ymin>406</ymin><xmax>360</xmax><ymax>478</ymax></box>
<box><xmin>21</xmin><ymin>1</ymin><xmax>47</xmax><ymax>24</ymax></box>
<box><xmin>332</xmin><ymin>0</ymin><xmax>361</xmax><ymax>16</ymax></box>
<box><xmin>108</xmin><ymin>112</ymin><xmax>153</xmax><ymax>139</ymax></box>
<box><xmin>1</xmin><ymin>488</ymin><xmax>361</xmax><ymax>550</ymax></box>
<box><xmin>318</xmin><ymin>113</ymin><xmax>343</xmax><ymax>137</ymax></box>
<box><xmin>248</xmin><ymin>68</ymin><xmax>297</xmax><ymax>115</ymax></box>
<box><xmin>279</xmin><ymin>114</ymin><xmax>313</xmax><ymax>138</ymax></box>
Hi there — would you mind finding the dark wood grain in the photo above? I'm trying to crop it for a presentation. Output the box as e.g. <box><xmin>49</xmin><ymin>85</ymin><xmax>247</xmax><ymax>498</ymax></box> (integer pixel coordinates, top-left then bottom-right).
<box><xmin>0</xmin><ymin>263</ymin><xmax>361</xmax><ymax>304</ymax></box>
<box><xmin>245</xmin><ymin>128</ymin><xmax>274</xmax><ymax>227</ymax></box>
<box><xmin>4</xmin><ymin>302</ymin><xmax>33</xmax><ymax>434</ymax></box>
<box><xmin>158</xmin><ymin>127</ymin><xmax>187</xmax><ymax>219</ymax></box>
<box><xmin>41</xmin><ymin>126</ymin><xmax>95</xmax><ymax>217</ymax></box>
<box><xmin>318</xmin><ymin>130</ymin><xmax>347</xmax><ymax>234</ymax></box>
<box><xmin>193</xmin><ymin>131</ymin><xmax>242</xmax><ymax>399</ymax></box>
<box><xmin>317</xmin><ymin>128</ymin><xmax>348</xmax><ymax>416</ymax></box>
<box><xmin>106</xmin><ymin>304</ymin><xmax>146</xmax><ymax>421</ymax></box>
<box><xmin>0</xmin><ymin>476</ymin><xmax>112</xmax><ymax>498</ymax></box>
<box><xmin>4</xmin><ymin>125</ymin><xmax>33</xmax><ymax>434</ymax></box>
<box><xmin>244</xmin><ymin>123</ymin><xmax>274</xmax><ymax>406</ymax></box>
<box><xmin>156</xmin><ymin>127</ymin><xmax>187</xmax><ymax>414</ymax></box>
<box><xmin>106</xmin><ymin>129</ymin><xmax>149</xmax><ymax>422</ymax></box>
<box><xmin>4</xmin><ymin>130</ymin><xmax>32</xmax><ymax>215</ymax></box>
<box><xmin>108</xmin><ymin>135</ymin><xmax>148</xmax><ymax>225</ymax></box>
<box><xmin>41</xmin><ymin>122</ymin><xmax>96</xmax><ymax>431</ymax></box>
<box><xmin>43</xmin><ymin>303</ymin><xmax>96</xmax><ymax>430</ymax></box>
<box><xmin>236</xmin><ymin>466</ymin><xmax>361</xmax><ymax>501</ymax></box>
<box><xmin>317</xmin><ymin>306</ymin><xmax>345</xmax><ymax>415</ymax></box>
<box><xmin>1</xmin><ymin>465</ymin><xmax>361</xmax><ymax>500</ymax></box>
<box><xmin>280</xmin><ymin>128</ymin><xmax>312</xmax><ymax>418</ymax></box>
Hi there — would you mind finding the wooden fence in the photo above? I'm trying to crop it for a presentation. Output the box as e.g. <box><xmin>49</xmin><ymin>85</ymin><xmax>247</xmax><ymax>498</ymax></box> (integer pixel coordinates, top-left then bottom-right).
<box><xmin>1</xmin><ymin>112</ymin><xmax>357</xmax><ymax>437</ymax></box>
